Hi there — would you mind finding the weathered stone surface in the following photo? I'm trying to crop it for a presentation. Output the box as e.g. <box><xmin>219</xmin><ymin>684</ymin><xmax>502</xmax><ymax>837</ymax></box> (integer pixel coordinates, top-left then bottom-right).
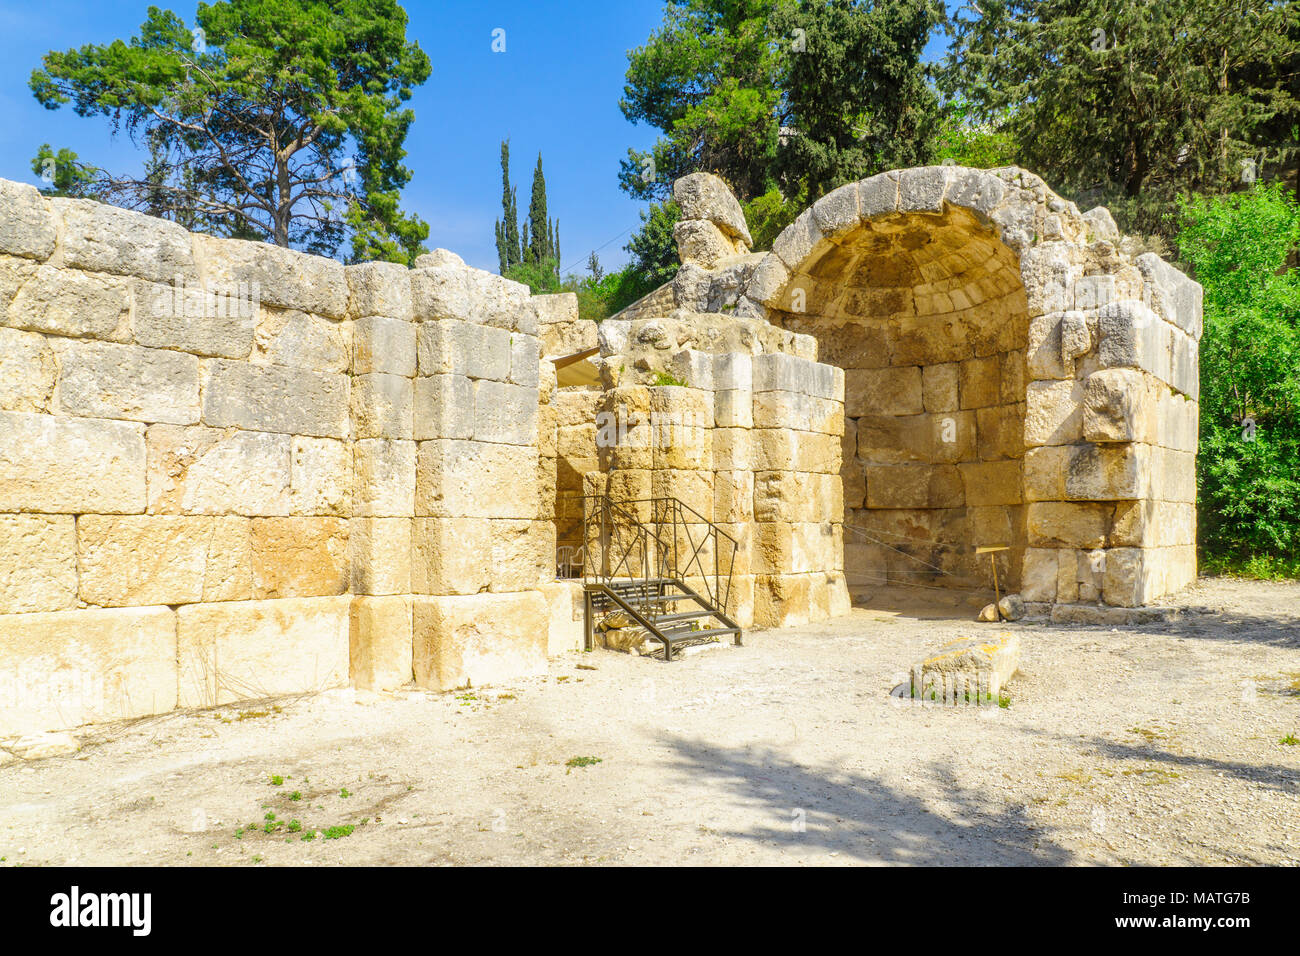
<box><xmin>177</xmin><ymin>596</ymin><xmax>350</xmax><ymax>707</ymax></box>
<box><xmin>0</xmin><ymin>606</ymin><xmax>176</xmax><ymax>735</ymax></box>
<box><xmin>674</xmin><ymin>219</ymin><xmax>737</xmax><ymax>269</ymax></box>
<box><xmin>354</xmin><ymin>315</ymin><xmax>417</xmax><ymax>377</ymax></box>
<box><xmin>416</xmin><ymin>319</ymin><xmax>512</xmax><ymax>380</ymax></box>
<box><xmin>411</xmin><ymin>264</ymin><xmax>531</xmax><ymax>330</ymax></box>
<box><xmin>1024</xmin><ymin>379</ymin><xmax>1083</xmax><ymax>446</ymax></box>
<box><xmin>0</xmin><ymin>179</ymin><xmax>56</xmax><ymax>260</ymax></box>
<box><xmin>673</xmin><ymin>173</ymin><xmax>752</xmax><ymax>246</ymax></box>
<box><xmin>353</xmin><ymin>438</ymin><xmax>416</xmax><ymax>517</ymax></box>
<box><xmin>1082</xmin><ymin>368</ymin><xmax>1152</xmax><ymax>443</ymax></box>
<box><xmin>349</xmin><ymin>517</ymin><xmax>412</xmax><ymax>595</ymax></box>
<box><xmin>8</xmin><ymin>731</ymin><xmax>80</xmax><ymax>760</ymax></box>
<box><xmin>0</xmin><ymin>411</ymin><xmax>145</xmax><ymax>513</ymax></box>
<box><xmin>134</xmin><ymin>277</ymin><xmax>256</xmax><ymax>358</ymax></box>
<box><xmin>349</xmin><ymin>595</ymin><xmax>413</xmax><ymax>691</ymax></box>
<box><xmin>250</xmin><ymin>517</ymin><xmax>349</xmax><ymax>598</ymax></box>
<box><xmin>253</xmin><ymin>307</ymin><xmax>350</xmax><ymax>372</ymax></box>
<box><xmin>54</xmin><ymin>339</ymin><xmax>200</xmax><ymax>424</ymax></box>
<box><xmin>910</xmin><ymin>631</ymin><xmax>1019</xmax><ymax>700</ymax></box>
<box><xmin>473</xmin><ymin>380</ymin><xmax>539</xmax><ymax>446</ymax></box>
<box><xmin>202</xmin><ymin>360</ymin><xmax>348</xmax><ymax>438</ymax></box>
<box><xmin>351</xmin><ymin>372</ymin><xmax>414</xmax><ymax>439</ymax></box>
<box><xmin>54</xmin><ymin>197</ymin><xmax>197</xmax><ymax>283</ymax></box>
<box><xmin>0</xmin><ymin>327</ymin><xmax>57</xmax><ymax>412</ymax></box>
<box><xmin>77</xmin><ymin>515</ymin><xmax>253</xmax><ymax>607</ymax></box>
<box><xmin>413</xmin><ymin>373</ymin><xmax>475</xmax><ymax>441</ymax></box>
<box><xmin>1026</xmin><ymin>502</ymin><xmax>1110</xmax><ymax>549</ymax></box>
<box><xmin>146</xmin><ymin>425</ymin><xmax>349</xmax><ymax>516</ymax></box>
<box><xmin>845</xmin><ymin>366</ymin><xmax>923</xmax><ymax>417</ymax></box>
<box><xmin>346</xmin><ymin>260</ymin><xmax>414</xmax><ymax>322</ymax></box>
<box><xmin>415</xmin><ymin>439</ymin><xmax>537</xmax><ymax>518</ymax></box>
<box><xmin>198</xmin><ymin>235</ymin><xmax>346</xmax><ymax>318</ymax></box>
<box><xmin>7</xmin><ymin>264</ymin><xmax>130</xmax><ymax>339</ymax></box>
<box><xmin>0</xmin><ymin>515</ymin><xmax>77</xmax><ymax>613</ymax></box>
<box><xmin>898</xmin><ymin>166</ymin><xmax>952</xmax><ymax>214</ymax></box>
<box><xmin>412</xmin><ymin>591</ymin><xmax>549</xmax><ymax>691</ymax></box>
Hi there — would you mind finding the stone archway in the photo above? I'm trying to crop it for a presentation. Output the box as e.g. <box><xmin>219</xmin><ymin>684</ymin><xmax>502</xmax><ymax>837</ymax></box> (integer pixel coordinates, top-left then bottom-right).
<box><xmin>739</xmin><ymin>166</ymin><xmax>1202</xmax><ymax>610</ymax></box>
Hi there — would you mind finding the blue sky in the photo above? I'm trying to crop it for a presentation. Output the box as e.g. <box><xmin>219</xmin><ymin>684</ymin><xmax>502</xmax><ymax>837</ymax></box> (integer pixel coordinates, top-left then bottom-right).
<box><xmin>0</xmin><ymin>1</ymin><xmax>950</xmax><ymax>273</ymax></box>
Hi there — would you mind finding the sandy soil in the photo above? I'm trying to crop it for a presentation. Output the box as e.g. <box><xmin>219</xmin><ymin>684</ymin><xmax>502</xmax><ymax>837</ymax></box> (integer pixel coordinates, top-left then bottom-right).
<box><xmin>1</xmin><ymin>576</ymin><xmax>1298</xmax><ymax>866</ymax></box>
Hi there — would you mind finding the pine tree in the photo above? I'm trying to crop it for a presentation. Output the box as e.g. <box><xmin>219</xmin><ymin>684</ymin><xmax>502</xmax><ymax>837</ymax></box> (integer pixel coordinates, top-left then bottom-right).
<box><xmin>523</xmin><ymin>152</ymin><xmax>559</xmax><ymax>283</ymax></box>
<box><xmin>494</xmin><ymin>139</ymin><xmax>522</xmax><ymax>274</ymax></box>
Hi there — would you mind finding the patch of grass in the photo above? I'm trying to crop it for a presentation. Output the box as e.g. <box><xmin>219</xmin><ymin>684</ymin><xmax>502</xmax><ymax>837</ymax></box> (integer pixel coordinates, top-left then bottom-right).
<box><xmin>300</xmin><ymin>832</ymin><xmax>315</xmax><ymax>842</ymax></box>
<box><xmin>998</xmin><ymin>693</ymin><xmax>1012</xmax><ymax>709</ymax></box>
<box><xmin>340</xmin><ymin>787</ymin><xmax>351</xmax><ymax>798</ymax></box>
<box><xmin>456</xmin><ymin>694</ymin><xmax>477</xmax><ymax>705</ymax></box>
<box><xmin>1202</xmin><ymin>552</ymin><xmax>1300</xmax><ymax>580</ymax></box>
<box><xmin>251</xmin><ymin>855</ymin><xmax>262</xmax><ymax>863</ymax></box>
<box><xmin>322</xmin><ymin>825</ymin><xmax>355</xmax><ymax>840</ymax></box>
<box><xmin>269</xmin><ymin>775</ymin><xmax>284</xmax><ymax>786</ymax></box>
<box><xmin>565</xmin><ymin>756</ymin><xmax>603</xmax><ymax>771</ymax></box>
<box><xmin>287</xmin><ymin>820</ymin><xmax>302</xmax><ymax>833</ymax></box>
<box><xmin>289</xmin><ymin>791</ymin><xmax>302</xmax><ymax>801</ymax></box>
<box><xmin>1281</xmin><ymin>734</ymin><xmax>1299</xmax><ymax>746</ymax></box>
<box><xmin>651</xmin><ymin>370</ymin><xmax>687</xmax><ymax>387</ymax></box>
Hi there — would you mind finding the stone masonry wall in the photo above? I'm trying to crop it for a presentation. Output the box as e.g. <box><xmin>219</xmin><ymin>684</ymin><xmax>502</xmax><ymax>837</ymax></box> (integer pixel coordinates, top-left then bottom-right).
<box><xmin>0</xmin><ymin>177</ymin><xmax>565</xmax><ymax>735</ymax></box>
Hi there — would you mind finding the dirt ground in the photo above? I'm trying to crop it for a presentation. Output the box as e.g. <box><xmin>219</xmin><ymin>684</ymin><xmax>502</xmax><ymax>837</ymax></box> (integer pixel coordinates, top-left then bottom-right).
<box><xmin>1</xmin><ymin>576</ymin><xmax>1298</xmax><ymax>867</ymax></box>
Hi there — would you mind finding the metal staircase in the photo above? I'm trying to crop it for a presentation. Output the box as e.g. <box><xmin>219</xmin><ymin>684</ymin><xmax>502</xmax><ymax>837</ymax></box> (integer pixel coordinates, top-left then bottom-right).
<box><xmin>578</xmin><ymin>496</ymin><xmax>742</xmax><ymax>661</ymax></box>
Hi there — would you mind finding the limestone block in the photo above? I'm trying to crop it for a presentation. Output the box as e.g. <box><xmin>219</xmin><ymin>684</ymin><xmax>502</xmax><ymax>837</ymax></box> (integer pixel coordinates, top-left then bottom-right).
<box><xmin>1020</xmin><ymin>548</ymin><xmax>1058</xmax><ymax>603</ymax></box>
<box><xmin>415</xmin><ymin>439</ymin><xmax>538</xmax><ymax>519</ymax></box>
<box><xmin>0</xmin><ymin>327</ymin><xmax>56</xmax><ymax>412</ymax></box>
<box><xmin>674</xmin><ymin>219</ymin><xmax>736</xmax><ymax>269</ymax></box>
<box><xmin>250</xmin><ymin>517</ymin><xmax>349</xmax><ymax>598</ymax></box>
<box><xmin>410</xmin><ymin>516</ymin><xmax>491</xmax><ymax>595</ymax></box>
<box><xmin>714</xmin><ymin>469</ymin><xmax>755</xmax><ymax>523</ymax></box>
<box><xmin>1098</xmin><ymin>300</ymin><xmax>1166</xmax><ymax>373</ymax></box>
<box><xmin>411</xmin><ymin>264</ymin><xmax>531</xmax><ymax>330</ymax></box>
<box><xmin>922</xmin><ymin>362</ymin><xmax>960</xmax><ymax>412</ymax></box>
<box><xmin>413</xmin><ymin>249</ymin><xmax>464</xmax><ymax>270</ymax></box>
<box><xmin>809</xmin><ymin>181</ymin><xmax>862</xmax><ymax>239</ymax></box>
<box><xmin>253</xmin><ymin>307</ymin><xmax>350</xmax><ymax>372</ymax></box>
<box><xmin>539</xmin><ymin>581</ymin><xmax>583</xmax><ymax>656</ymax></box>
<box><xmin>898</xmin><ymin>166</ymin><xmax>953</xmax><ymax>214</ymax></box>
<box><xmin>672</xmin><ymin>172</ymin><xmax>752</xmax><ymax>246</ymax></box>
<box><xmin>1082</xmin><ymin>206</ymin><xmax>1120</xmax><ymax>243</ymax></box>
<box><xmin>1026</xmin><ymin>502</ymin><xmax>1110</xmax><ymax>549</ymax></box>
<box><xmin>351</xmin><ymin>372</ymin><xmax>414</xmax><ymax>439</ymax></box>
<box><xmin>349</xmin><ymin>595</ymin><xmax>414</xmax><ymax>692</ymax></box>
<box><xmin>1022</xmin><ymin>445</ymin><xmax>1069</xmax><ymax>501</ymax></box>
<box><xmin>1170</xmin><ymin>327</ymin><xmax>1199</xmax><ymax>400</ymax></box>
<box><xmin>753</xmin><ymin>573</ymin><xmax>812</xmax><ymax>628</ymax></box>
<box><xmin>650</xmin><ymin>468</ymin><xmax>714</xmax><ymax>517</ymax></box>
<box><xmin>845</xmin><ymin>366</ymin><xmax>923</xmax><ymax>418</ymax></box>
<box><xmin>755</xmin><ymin>429</ymin><xmax>840</xmax><ymax>473</ymax></box>
<box><xmin>198</xmin><ymin>235</ymin><xmax>347</xmax><ymax>318</ymax></box>
<box><xmin>1027</xmin><ymin>312</ymin><xmax>1069</xmax><ymax>379</ymax></box>
<box><xmin>1153</xmin><ymin>446</ymin><xmax>1198</xmax><ymax>503</ymax></box>
<box><xmin>1064</xmin><ymin>443</ymin><xmax>1150</xmax><ymax>501</ymax></box>
<box><xmin>412</xmin><ymin>591</ymin><xmax>549</xmax><ymax>691</ymax></box>
<box><xmin>714</xmin><ymin>389</ymin><xmax>753</xmax><ymax>429</ymax></box>
<box><xmin>134</xmin><ymin>277</ymin><xmax>256</xmax><ymax>358</ymax></box>
<box><xmin>958</xmin><ymin>459</ymin><xmax>1022</xmax><ymax>507</ymax></box>
<box><xmin>1082</xmin><ymin>368</ymin><xmax>1152</xmax><ymax>443</ymax></box>
<box><xmin>999</xmin><ymin>349</ymin><xmax>1026</xmax><ymax>404</ymax></box>
<box><xmin>712</xmin><ymin>428</ymin><xmax>754</xmax><ymax>471</ymax></box>
<box><xmin>353</xmin><ymin>315</ymin><xmax>417</xmax><ymax>377</ymax></box>
<box><xmin>1137</xmin><ymin>253</ymin><xmax>1202</xmax><ymax>339</ymax></box>
<box><xmin>177</xmin><ymin>596</ymin><xmax>350</xmax><ymax>707</ymax></box>
<box><xmin>745</xmin><ymin>254</ymin><xmax>791</xmax><ymax>308</ymax></box>
<box><xmin>349</xmin><ymin>517</ymin><xmax>412</xmax><ymax>595</ymax></box>
<box><xmin>8</xmin><ymin>264</ymin><xmax>130</xmax><ymax>339</ymax></box>
<box><xmin>509</xmin><ymin>333</ymin><xmax>541</xmax><ymax>387</ymax></box>
<box><xmin>1101</xmin><ymin>547</ymin><xmax>1148</xmax><ymax>607</ymax></box>
<box><xmin>77</xmin><ymin>515</ymin><xmax>253</xmax><ymax>607</ymax></box>
<box><xmin>55</xmin><ymin>197</ymin><xmax>197</xmax><ymax>284</ymax></box>
<box><xmin>346</xmin><ymin>260</ymin><xmax>414</xmax><ymax>322</ymax></box>
<box><xmin>0</xmin><ymin>605</ymin><xmax>177</xmax><ymax>735</ymax></box>
<box><xmin>473</xmin><ymin>380</ymin><xmax>539</xmax><ymax>446</ymax></box>
<box><xmin>413</xmin><ymin>373</ymin><xmax>475</xmax><ymax>441</ymax></box>
<box><xmin>54</xmin><ymin>339</ymin><xmax>200</xmax><ymax>424</ymax></box>
<box><xmin>0</xmin><ymin>179</ymin><xmax>56</xmax><ymax>260</ymax></box>
<box><xmin>976</xmin><ymin>402</ymin><xmax>1026</xmax><ymax>459</ymax></box>
<box><xmin>202</xmin><ymin>360</ymin><xmax>348</xmax><ymax>438</ymax></box>
<box><xmin>0</xmin><ymin>411</ymin><xmax>145</xmax><ymax>514</ymax></box>
<box><xmin>0</xmin><ymin>515</ymin><xmax>77</xmax><ymax>613</ymax></box>
<box><xmin>946</xmin><ymin>168</ymin><xmax>1005</xmax><ymax>220</ymax></box>
<box><xmin>533</xmin><ymin>291</ymin><xmax>579</xmax><ymax>332</ymax></box>
<box><xmin>354</xmin><ymin>438</ymin><xmax>416</xmax><ymax>517</ymax></box>
<box><xmin>1110</xmin><ymin>500</ymin><xmax>1196</xmax><ymax>548</ymax></box>
<box><xmin>866</xmin><ymin>463</ymin><xmax>963</xmax><ymax>509</ymax></box>
<box><xmin>959</xmin><ymin>355</ymin><xmax>1000</xmax><ymax>409</ymax></box>
<box><xmin>416</xmin><ymin>319</ymin><xmax>511</xmax><ymax>381</ymax></box>
<box><xmin>772</xmin><ymin>207</ymin><xmax>829</xmax><ymax>271</ymax></box>
<box><xmin>1024</xmin><ymin>379</ymin><xmax>1083</xmax><ymax>446</ymax></box>
<box><xmin>752</xmin><ymin>353</ymin><xmax>838</xmax><ymax>400</ymax></box>
<box><xmin>147</xmin><ymin>425</ymin><xmax>286</xmax><ymax>515</ymax></box>
<box><xmin>488</xmin><ymin>519</ymin><xmax>552</xmax><ymax>592</ymax></box>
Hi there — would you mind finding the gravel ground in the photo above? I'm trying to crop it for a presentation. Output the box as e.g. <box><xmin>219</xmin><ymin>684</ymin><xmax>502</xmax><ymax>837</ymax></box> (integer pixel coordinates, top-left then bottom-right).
<box><xmin>1</xmin><ymin>576</ymin><xmax>1297</xmax><ymax>867</ymax></box>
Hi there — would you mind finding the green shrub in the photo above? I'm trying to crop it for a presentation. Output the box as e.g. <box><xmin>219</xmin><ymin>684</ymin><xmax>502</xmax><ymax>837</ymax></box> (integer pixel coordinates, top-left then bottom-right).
<box><xmin>1176</xmin><ymin>183</ymin><xmax>1300</xmax><ymax>574</ymax></box>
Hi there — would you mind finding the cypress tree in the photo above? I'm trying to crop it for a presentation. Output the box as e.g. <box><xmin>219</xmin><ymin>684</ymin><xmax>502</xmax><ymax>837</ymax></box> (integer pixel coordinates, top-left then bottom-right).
<box><xmin>526</xmin><ymin>152</ymin><xmax>551</xmax><ymax>265</ymax></box>
<box><xmin>494</xmin><ymin>140</ymin><xmax>522</xmax><ymax>274</ymax></box>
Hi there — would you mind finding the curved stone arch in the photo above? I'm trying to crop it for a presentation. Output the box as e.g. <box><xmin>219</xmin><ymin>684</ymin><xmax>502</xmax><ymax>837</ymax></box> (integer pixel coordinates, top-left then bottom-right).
<box><xmin>737</xmin><ymin>165</ymin><xmax>1202</xmax><ymax>611</ymax></box>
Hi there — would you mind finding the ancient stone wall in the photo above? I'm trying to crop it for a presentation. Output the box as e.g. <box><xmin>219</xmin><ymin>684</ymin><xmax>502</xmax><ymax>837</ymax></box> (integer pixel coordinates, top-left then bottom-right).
<box><xmin>0</xmin><ymin>178</ymin><xmax>576</xmax><ymax>735</ymax></box>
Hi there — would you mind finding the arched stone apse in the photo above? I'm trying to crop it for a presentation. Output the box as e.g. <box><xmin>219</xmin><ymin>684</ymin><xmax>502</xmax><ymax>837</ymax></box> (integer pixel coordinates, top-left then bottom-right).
<box><xmin>739</xmin><ymin>166</ymin><xmax>1202</xmax><ymax>609</ymax></box>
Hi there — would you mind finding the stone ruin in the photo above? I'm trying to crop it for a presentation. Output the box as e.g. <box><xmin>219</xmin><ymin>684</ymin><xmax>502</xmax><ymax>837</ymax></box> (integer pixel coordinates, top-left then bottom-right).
<box><xmin>0</xmin><ymin>163</ymin><xmax>1201</xmax><ymax>735</ymax></box>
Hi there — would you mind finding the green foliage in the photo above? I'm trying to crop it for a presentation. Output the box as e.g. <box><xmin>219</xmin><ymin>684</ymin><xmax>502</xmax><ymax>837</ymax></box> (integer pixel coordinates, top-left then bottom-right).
<box><xmin>1176</xmin><ymin>183</ymin><xmax>1300</xmax><ymax>570</ymax></box>
<box><xmin>560</xmin><ymin>265</ymin><xmax>659</xmax><ymax>322</ymax></box>
<box><xmin>525</xmin><ymin>152</ymin><xmax>560</xmax><ymax>273</ymax></box>
<box><xmin>742</xmin><ymin>187</ymin><xmax>805</xmax><ymax>251</ymax></box>
<box><xmin>625</xmin><ymin>200</ymin><xmax>682</xmax><ymax>289</ymax></box>
<box><xmin>495</xmin><ymin>140</ymin><xmax>524</xmax><ymax>274</ymax></box>
<box><xmin>942</xmin><ymin>0</ymin><xmax>1300</xmax><ymax>238</ymax></box>
<box><xmin>934</xmin><ymin>100</ymin><xmax>1019</xmax><ymax>169</ymax></box>
<box><xmin>651</xmin><ymin>371</ymin><xmax>688</xmax><ymax>387</ymax></box>
<box><xmin>505</xmin><ymin>256</ymin><xmax>563</xmax><ymax>294</ymax></box>
<box><xmin>29</xmin><ymin>0</ymin><xmax>431</xmax><ymax>261</ymax></box>
<box><xmin>30</xmin><ymin>144</ymin><xmax>100</xmax><ymax>197</ymax></box>
<box><xmin>772</xmin><ymin>0</ymin><xmax>945</xmax><ymax>198</ymax></box>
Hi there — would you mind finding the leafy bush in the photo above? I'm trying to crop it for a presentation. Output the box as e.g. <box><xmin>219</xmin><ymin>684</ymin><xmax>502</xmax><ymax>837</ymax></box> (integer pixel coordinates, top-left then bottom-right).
<box><xmin>1176</xmin><ymin>183</ymin><xmax>1300</xmax><ymax>575</ymax></box>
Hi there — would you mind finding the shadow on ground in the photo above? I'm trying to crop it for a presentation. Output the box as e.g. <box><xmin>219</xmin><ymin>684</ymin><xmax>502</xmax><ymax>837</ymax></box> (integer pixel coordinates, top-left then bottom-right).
<box><xmin>661</xmin><ymin>734</ymin><xmax>1074</xmax><ymax>865</ymax></box>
